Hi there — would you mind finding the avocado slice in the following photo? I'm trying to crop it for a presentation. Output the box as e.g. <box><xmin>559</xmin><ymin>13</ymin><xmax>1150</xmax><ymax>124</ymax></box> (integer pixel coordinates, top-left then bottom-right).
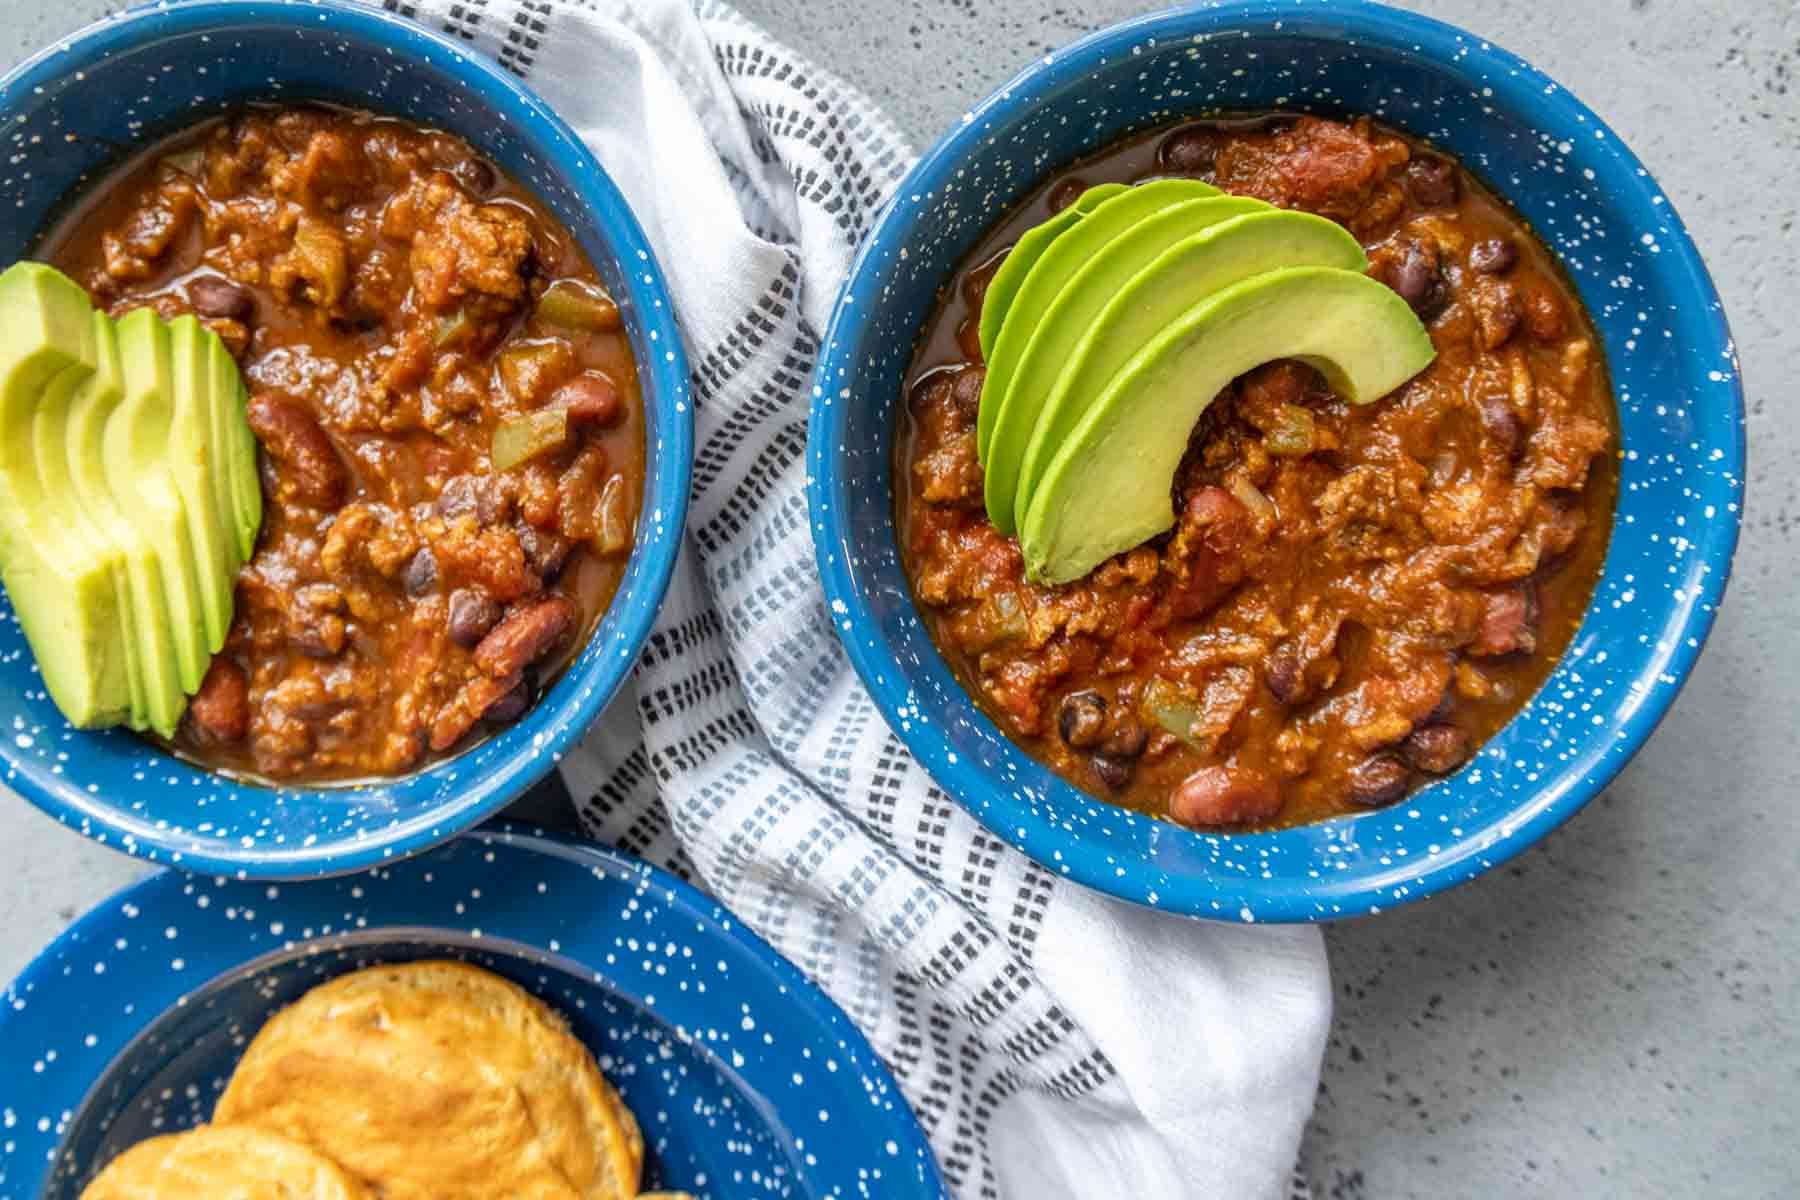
<box><xmin>65</xmin><ymin>313</ymin><xmax>188</xmax><ymax>736</ymax></box>
<box><xmin>111</xmin><ymin>308</ymin><xmax>211</xmax><ymax>695</ymax></box>
<box><xmin>1013</xmin><ymin>209</ymin><xmax>1371</xmax><ymax>521</ymax></box>
<box><xmin>36</xmin><ymin>316</ymin><xmax>145</xmax><ymax>727</ymax></box>
<box><xmin>0</xmin><ymin>264</ymin><xmax>130</xmax><ymax>727</ymax></box>
<box><xmin>1019</xmin><ymin>267</ymin><xmax>1436</xmax><ymax>585</ymax></box>
<box><xmin>973</xmin><ymin>182</ymin><xmax>1128</xmax><ymax>461</ymax></box>
<box><xmin>167</xmin><ymin>314</ymin><xmax>238</xmax><ymax>655</ymax></box>
<box><xmin>978</xmin><ymin>179</ymin><xmax>1223</xmax><ymax>533</ymax></box>
<box><xmin>210</xmin><ymin>334</ymin><xmax>263</xmax><ymax>562</ymax></box>
<box><xmin>986</xmin><ymin>195</ymin><xmax>1281</xmax><ymax>531</ymax></box>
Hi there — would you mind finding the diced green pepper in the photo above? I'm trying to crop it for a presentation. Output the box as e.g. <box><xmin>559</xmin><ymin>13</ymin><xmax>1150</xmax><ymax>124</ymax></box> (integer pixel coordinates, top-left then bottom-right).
<box><xmin>1265</xmin><ymin>404</ymin><xmax>1316</xmax><ymax>457</ymax></box>
<box><xmin>535</xmin><ymin>280</ymin><xmax>621</xmax><ymax>332</ymax></box>
<box><xmin>1140</xmin><ymin>677</ymin><xmax>1206</xmax><ymax>750</ymax></box>
<box><xmin>597</xmin><ymin>474</ymin><xmax>632</xmax><ymax>556</ymax></box>
<box><xmin>492</xmin><ymin>408</ymin><xmax>569</xmax><ymax>472</ymax></box>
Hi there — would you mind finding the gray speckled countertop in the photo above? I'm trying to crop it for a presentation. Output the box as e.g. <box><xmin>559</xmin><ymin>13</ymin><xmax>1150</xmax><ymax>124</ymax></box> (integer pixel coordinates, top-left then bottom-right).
<box><xmin>3</xmin><ymin>2</ymin><xmax>1795</xmax><ymax>1197</ymax></box>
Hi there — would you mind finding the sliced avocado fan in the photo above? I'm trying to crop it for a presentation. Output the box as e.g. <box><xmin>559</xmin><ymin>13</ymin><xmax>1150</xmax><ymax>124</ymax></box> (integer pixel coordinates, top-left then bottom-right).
<box><xmin>0</xmin><ymin>262</ymin><xmax>263</xmax><ymax>735</ymax></box>
<box><xmin>1013</xmin><ymin>209</ymin><xmax>1370</xmax><ymax>522</ymax></box>
<box><xmin>1019</xmin><ymin>267</ymin><xmax>1436</xmax><ymax>586</ymax></box>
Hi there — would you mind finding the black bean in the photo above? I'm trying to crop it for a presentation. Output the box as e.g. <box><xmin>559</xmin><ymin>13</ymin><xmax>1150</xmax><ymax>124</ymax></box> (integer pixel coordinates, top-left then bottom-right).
<box><xmin>402</xmin><ymin>546</ymin><xmax>438</xmax><ymax>597</ymax></box>
<box><xmin>1469</xmin><ymin>237</ymin><xmax>1518</xmax><ymax>275</ymax></box>
<box><xmin>447</xmin><ymin>588</ymin><xmax>501</xmax><ymax>647</ymax></box>
<box><xmin>1347</xmin><ymin>753</ymin><xmax>1411</xmax><ymax>808</ymax></box>
<box><xmin>518</xmin><ymin>526</ymin><xmax>574</xmax><ymax>582</ymax></box>
<box><xmin>1404</xmin><ymin>155</ymin><xmax>1458</xmax><ymax>207</ymax></box>
<box><xmin>188</xmin><ymin>274</ymin><xmax>254</xmax><ymax>321</ymax></box>
<box><xmin>482</xmin><ymin>678</ymin><xmax>530</xmax><ymax>724</ymax></box>
<box><xmin>1264</xmin><ymin>644</ymin><xmax>1302</xmax><ymax>705</ymax></box>
<box><xmin>950</xmin><ymin>365</ymin><xmax>985</xmax><ymax>414</ymax></box>
<box><xmin>1479</xmin><ymin>394</ymin><xmax>1524</xmax><ymax>459</ymax></box>
<box><xmin>452</xmin><ymin>156</ymin><xmax>498</xmax><ymax>196</ymax></box>
<box><xmin>1160</xmin><ymin>129</ymin><xmax>1218</xmax><ymax>175</ymax></box>
<box><xmin>1057</xmin><ymin>690</ymin><xmax>1108</xmax><ymax>749</ymax></box>
<box><xmin>1389</xmin><ymin>241</ymin><xmax>1447</xmax><ymax>317</ymax></box>
<box><xmin>1403</xmin><ymin>724</ymin><xmax>1472</xmax><ymax>775</ymax></box>
<box><xmin>1091</xmin><ymin>754</ymin><xmax>1134</xmax><ymax>791</ymax></box>
<box><xmin>1101</xmin><ymin>721</ymin><xmax>1149</xmax><ymax>760</ymax></box>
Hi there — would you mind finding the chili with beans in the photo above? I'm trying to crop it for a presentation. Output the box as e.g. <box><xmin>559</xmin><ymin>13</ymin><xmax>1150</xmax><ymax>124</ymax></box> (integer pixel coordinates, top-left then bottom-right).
<box><xmin>896</xmin><ymin>114</ymin><xmax>1616</xmax><ymax>830</ymax></box>
<box><xmin>44</xmin><ymin>106</ymin><xmax>645</xmax><ymax>782</ymax></box>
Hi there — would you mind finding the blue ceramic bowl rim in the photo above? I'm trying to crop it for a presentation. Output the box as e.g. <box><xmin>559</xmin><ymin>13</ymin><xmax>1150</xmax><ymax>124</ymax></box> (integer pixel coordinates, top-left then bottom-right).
<box><xmin>0</xmin><ymin>824</ymin><xmax>949</xmax><ymax>1198</ymax></box>
<box><xmin>807</xmin><ymin>0</ymin><xmax>1746</xmax><ymax>922</ymax></box>
<box><xmin>0</xmin><ymin>0</ymin><xmax>693</xmax><ymax>878</ymax></box>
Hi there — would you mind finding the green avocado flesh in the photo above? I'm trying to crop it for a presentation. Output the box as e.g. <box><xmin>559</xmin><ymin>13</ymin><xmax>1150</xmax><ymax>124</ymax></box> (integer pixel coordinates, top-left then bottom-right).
<box><xmin>978</xmin><ymin>179</ymin><xmax>1223</xmax><ymax>533</ymax></box>
<box><xmin>67</xmin><ymin>313</ymin><xmax>186</xmax><ymax>736</ymax></box>
<box><xmin>986</xmin><ymin>194</ymin><xmax>1281</xmax><ymax>532</ymax></box>
<box><xmin>0</xmin><ymin>262</ymin><xmax>262</xmax><ymax>734</ymax></box>
<box><xmin>1012</xmin><ymin>209</ymin><xmax>1370</xmax><ymax>521</ymax></box>
<box><xmin>973</xmin><ymin>182</ymin><xmax>1127</xmax><ymax>461</ymax></box>
<box><xmin>113</xmin><ymin>307</ymin><xmax>210</xmax><ymax>696</ymax></box>
<box><xmin>1019</xmin><ymin>267</ymin><xmax>1437</xmax><ymax>585</ymax></box>
<box><xmin>168</xmin><ymin>314</ymin><xmax>236</xmax><ymax>655</ymax></box>
<box><xmin>0</xmin><ymin>266</ymin><xmax>129</xmax><ymax>728</ymax></box>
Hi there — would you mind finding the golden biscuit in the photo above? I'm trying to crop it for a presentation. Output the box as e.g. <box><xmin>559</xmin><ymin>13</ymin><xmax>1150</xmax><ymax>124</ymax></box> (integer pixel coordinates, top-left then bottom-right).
<box><xmin>215</xmin><ymin>961</ymin><xmax>643</xmax><ymax>1200</ymax></box>
<box><xmin>79</xmin><ymin>1124</ymin><xmax>372</xmax><ymax>1200</ymax></box>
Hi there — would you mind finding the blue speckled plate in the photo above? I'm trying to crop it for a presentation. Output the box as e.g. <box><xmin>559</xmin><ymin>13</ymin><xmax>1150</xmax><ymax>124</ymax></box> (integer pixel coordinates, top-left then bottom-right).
<box><xmin>0</xmin><ymin>826</ymin><xmax>947</xmax><ymax>1199</ymax></box>
<box><xmin>0</xmin><ymin>1</ymin><xmax>692</xmax><ymax>879</ymax></box>
<box><xmin>807</xmin><ymin>0</ymin><xmax>1746</xmax><ymax>921</ymax></box>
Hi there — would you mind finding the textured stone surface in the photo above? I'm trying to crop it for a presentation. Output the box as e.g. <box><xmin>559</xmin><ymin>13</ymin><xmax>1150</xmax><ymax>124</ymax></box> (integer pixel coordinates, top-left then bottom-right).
<box><xmin>3</xmin><ymin>2</ymin><xmax>1795</xmax><ymax>1196</ymax></box>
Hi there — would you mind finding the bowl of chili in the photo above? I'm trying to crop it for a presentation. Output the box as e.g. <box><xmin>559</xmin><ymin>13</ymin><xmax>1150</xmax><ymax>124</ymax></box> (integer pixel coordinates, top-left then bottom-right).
<box><xmin>0</xmin><ymin>1</ymin><xmax>692</xmax><ymax>876</ymax></box>
<box><xmin>808</xmin><ymin>0</ymin><xmax>1744</xmax><ymax>920</ymax></box>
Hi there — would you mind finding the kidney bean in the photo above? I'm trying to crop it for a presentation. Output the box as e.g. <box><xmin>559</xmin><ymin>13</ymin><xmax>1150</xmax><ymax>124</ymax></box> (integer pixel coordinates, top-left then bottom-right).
<box><xmin>429</xmin><ymin>671</ymin><xmax>522</xmax><ymax>751</ymax></box>
<box><xmin>1469</xmin><ymin>238</ymin><xmax>1518</xmax><ymax>275</ymax></box>
<box><xmin>1058</xmin><ymin>690</ymin><xmax>1108</xmax><ymax>749</ymax></box>
<box><xmin>1403</xmin><ymin>723</ymin><xmax>1472</xmax><ymax>774</ymax></box>
<box><xmin>187</xmin><ymin>274</ymin><xmax>255</xmax><ymax>321</ymax></box>
<box><xmin>447</xmin><ymin>588</ymin><xmax>502</xmax><ymax>647</ymax></box>
<box><xmin>402</xmin><ymin>546</ymin><xmax>439</xmax><ymax>597</ymax></box>
<box><xmin>473</xmin><ymin>595</ymin><xmax>574</xmax><ymax>677</ymax></box>
<box><xmin>246</xmin><ymin>393</ymin><xmax>348</xmax><ymax>509</ymax></box>
<box><xmin>1091</xmin><ymin>754</ymin><xmax>1134</xmax><ymax>791</ymax></box>
<box><xmin>1347</xmin><ymin>753</ymin><xmax>1411</xmax><ymax>808</ymax></box>
<box><xmin>482</xmin><ymin>678</ymin><xmax>531</xmax><ymax>724</ymax></box>
<box><xmin>1169</xmin><ymin>766</ymin><xmax>1282</xmax><ymax>828</ymax></box>
<box><xmin>1101</xmin><ymin>721</ymin><xmax>1149</xmax><ymax>760</ymax></box>
<box><xmin>1404</xmin><ymin>155</ymin><xmax>1458</xmax><ymax>207</ymax></box>
<box><xmin>187</xmin><ymin>658</ymin><xmax>250</xmax><ymax>743</ymax></box>
<box><xmin>1160</xmin><ymin>129</ymin><xmax>1218</xmax><ymax>175</ymax></box>
<box><xmin>556</xmin><ymin>372</ymin><xmax>624</xmax><ymax>428</ymax></box>
<box><xmin>1469</xmin><ymin>584</ymin><xmax>1539</xmax><ymax>657</ymax></box>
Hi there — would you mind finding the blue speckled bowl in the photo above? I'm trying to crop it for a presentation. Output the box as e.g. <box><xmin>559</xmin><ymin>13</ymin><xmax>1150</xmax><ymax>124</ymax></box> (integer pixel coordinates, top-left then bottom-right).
<box><xmin>807</xmin><ymin>1</ymin><xmax>1745</xmax><ymax>922</ymax></box>
<box><xmin>0</xmin><ymin>2</ymin><xmax>692</xmax><ymax>877</ymax></box>
<box><xmin>0</xmin><ymin>826</ymin><xmax>947</xmax><ymax>1199</ymax></box>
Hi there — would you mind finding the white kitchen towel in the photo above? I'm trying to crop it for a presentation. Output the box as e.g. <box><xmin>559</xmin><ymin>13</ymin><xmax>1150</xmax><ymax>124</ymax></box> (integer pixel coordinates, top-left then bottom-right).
<box><xmin>375</xmin><ymin>1</ymin><xmax>1332</xmax><ymax>1196</ymax></box>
